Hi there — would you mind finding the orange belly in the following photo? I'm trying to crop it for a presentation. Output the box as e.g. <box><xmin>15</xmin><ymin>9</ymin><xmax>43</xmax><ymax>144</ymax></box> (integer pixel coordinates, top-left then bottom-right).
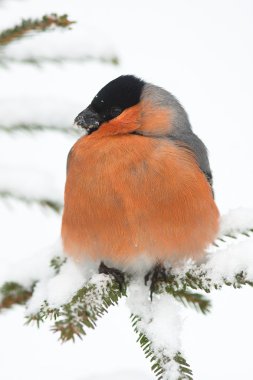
<box><xmin>61</xmin><ymin>133</ymin><xmax>219</xmax><ymax>263</ymax></box>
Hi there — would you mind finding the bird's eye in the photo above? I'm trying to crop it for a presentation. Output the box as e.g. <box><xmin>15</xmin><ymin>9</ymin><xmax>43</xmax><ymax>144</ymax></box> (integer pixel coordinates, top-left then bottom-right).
<box><xmin>110</xmin><ymin>107</ymin><xmax>122</xmax><ymax>118</ymax></box>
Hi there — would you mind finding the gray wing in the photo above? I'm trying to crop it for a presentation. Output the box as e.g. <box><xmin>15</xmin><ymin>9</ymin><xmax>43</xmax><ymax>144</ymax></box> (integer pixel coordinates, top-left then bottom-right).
<box><xmin>66</xmin><ymin>147</ymin><xmax>74</xmax><ymax>173</ymax></box>
<box><xmin>141</xmin><ymin>84</ymin><xmax>214</xmax><ymax>191</ymax></box>
<box><xmin>169</xmin><ymin>131</ymin><xmax>214</xmax><ymax>196</ymax></box>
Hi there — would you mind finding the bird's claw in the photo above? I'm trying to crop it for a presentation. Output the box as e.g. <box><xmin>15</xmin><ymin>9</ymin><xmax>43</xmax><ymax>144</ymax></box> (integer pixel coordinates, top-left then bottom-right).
<box><xmin>144</xmin><ymin>263</ymin><xmax>168</xmax><ymax>300</ymax></box>
<box><xmin>99</xmin><ymin>261</ymin><xmax>126</xmax><ymax>293</ymax></box>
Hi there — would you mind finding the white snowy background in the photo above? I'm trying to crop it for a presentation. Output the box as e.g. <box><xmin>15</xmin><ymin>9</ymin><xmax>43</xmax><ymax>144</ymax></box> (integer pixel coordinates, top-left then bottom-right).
<box><xmin>0</xmin><ymin>0</ymin><xmax>253</xmax><ymax>379</ymax></box>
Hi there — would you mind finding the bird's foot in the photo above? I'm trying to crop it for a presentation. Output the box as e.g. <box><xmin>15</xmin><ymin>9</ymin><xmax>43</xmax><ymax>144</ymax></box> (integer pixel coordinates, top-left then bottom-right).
<box><xmin>144</xmin><ymin>263</ymin><xmax>168</xmax><ymax>300</ymax></box>
<box><xmin>99</xmin><ymin>261</ymin><xmax>126</xmax><ymax>293</ymax></box>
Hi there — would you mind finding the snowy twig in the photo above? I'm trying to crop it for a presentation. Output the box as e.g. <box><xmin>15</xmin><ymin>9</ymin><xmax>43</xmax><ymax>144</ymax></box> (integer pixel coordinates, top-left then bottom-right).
<box><xmin>164</xmin><ymin>255</ymin><xmax>253</xmax><ymax>295</ymax></box>
<box><xmin>131</xmin><ymin>315</ymin><xmax>192</xmax><ymax>380</ymax></box>
<box><xmin>160</xmin><ymin>287</ymin><xmax>211</xmax><ymax>315</ymax></box>
<box><xmin>0</xmin><ymin>191</ymin><xmax>62</xmax><ymax>213</ymax></box>
<box><xmin>216</xmin><ymin>208</ymin><xmax>253</xmax><ymax>242</ymax></box>
<box><xmin>50</xmin><ymin>256</ymin><xmax>67</xmax><ymax>275</ymax></box>
<box><xmin>128</xmin><ymin>282</ymin><xmax>193</xmax><ymax>380</ymax></box>
<box><xmin>0</xmin><ymin>282</ymin><xmax>33</xmax><ymax>311</ymax></box>
<box><xmin>0</xmin><ymin>55</ymin><xmax>119</xmax><ymax>68</ymax></box>
<box><xmin>0</xmin><ymin>256</ymin><xmax>65</xmax><ymax>311</ymax></box>
<box><xmin>26</xmin><ymin>274</ymin><xmax>125</xmax><ymax>342</ymax></box>
<box><xmin>0</xmin><ymin>14</ymin><xmax>75</xmax><ymax>47</ymax></box>
<box><xmin>0</xmin><ymin>123</ymin><xmax>79</xmax><ymax>135</ymax></box>
<box><xmin>1</xmin><ymin>210</ymin><xmax>253</xmax><ymax>379</ymax></box>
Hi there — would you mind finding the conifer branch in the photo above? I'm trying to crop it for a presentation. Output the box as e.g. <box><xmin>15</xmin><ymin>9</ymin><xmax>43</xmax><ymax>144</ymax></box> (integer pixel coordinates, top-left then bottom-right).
<box><xmin>0</xmin><ymin>123</ymin><xmax>79</xmax><ymax>135</ymax></box>
<box><xmin>163</xmin><ymin>287</ymin><xmax>211</xmax><ymax>315</ymax></box>
<box><xmin>0</xmin><ymin>14</ymin><xmax>75</xmax><ymax>47</ymax></box>
<box><xmin>1</xmin><ymin>225</ymin><xmax>253</xmax><ymax>314</ymax></box>
<box><xmin>50</xmin><ymin>256</ymin><xmax>67</xmax><ymax>275</ymax></box>
<box><xmin>0</xmin><ymin>282</ymin><xmax>33</xmax><ymax>311</ymax></box>
<box><xmin>130</xmin><ymin>315</ymin><xmax>193</xmax><ymax>380</ymax></box>
<box><xmin>0</xmin><ymin>191</ymin><xmax>62</xmax><ymax>213</ymax></box>
<box><xmin>153</xmin><ymin>265</ymin><xmax>253</xmax><ymax>313</ymax></box>
<box><xmin>167</xmin><ymin>266</ymin><xmax>253</xmax><ymax>294</ymax></box>
<box><xmin>0</xmin><ymin>55</ymin><xmax>119</xmax><ymax>67</ymax></box>
<box><xmin>0</xmin><ymin>257</ymin><xmax>65</xmax><ymax>312</ymax></box>
<box><xmin>174</xmin><ymin>353</ymin><xmax>194</xmax><ymax>380</ymax></box>
<box><xmin>26</xmin><ymin>274</ymin><xmax>125</xmax><ymax>342</ymax></box>
<box><xmin>215</xmin><ymin>228</ymin><xmax>253</xmax><ymax>246</ymax></box>
<box><xmin>0</xmin><ymin>221</ymin><xmax>252</xmax><ymax>378</ymax></box>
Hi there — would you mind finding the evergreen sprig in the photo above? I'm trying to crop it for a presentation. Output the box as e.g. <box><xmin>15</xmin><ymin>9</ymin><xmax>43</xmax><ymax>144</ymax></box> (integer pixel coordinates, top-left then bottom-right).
<box><xmin>0</xmin><ymin>55</ymin><xmax>119</xmax><ymax>67</ymax></box>
<box><xmin>170</xmin><ymin>267</ymin><xmax>253</xmax><ymax>293</ymax></box>
<box><xmin>0</xmin><ymin>14</ymin><xmax>75</xmax><ymax>47</ymax></box>
<box><xmin>209</xmin><ymin>223</ymin><xmax>253</xmax><ymax>250</ymax></box>
<box><xmin>50</xmin><ymin>256</ymin><xmax>67</xmax><ymax>275</ymax></box>
<box><xmin>174</xmin><ymin>353</ymin><xmax>194</xmax><ymax>380</ymax></box>
<box><xmin>1</xmin><ymin>225</ymin><xmax>253</xmax><ymax>379</ymax></box>
<box><xmin>130</xmin><ymin>315</ymin><xmax>193</xmax><ymax>380</ymax></box>
<box><xmin>0</xmin><ymin>282</ymin><xmax>33</xmax><ymax>310</ymax></box>
<box><xmin>26</xmin><ymin>274</ymin><xmax>125</xmax><ymax>342</ymax></box>
<box><xmin>216</xmin><ymin>228</ymin><xmax>253</xmax><ymax>245</ymax></box>
<box><xmin>0</xmin><ymin>123</ymin><xmax>79</xmax><ymax>135</ymax></box>
<box><xmin>0</xmin><ymin>191</ymin><xmax>62</xmax><ymax>213</ymax></box>
<box><xmin>164</xmin><ymin>288</ymin><xmax>211</xmax><ymax>315</ymax></box>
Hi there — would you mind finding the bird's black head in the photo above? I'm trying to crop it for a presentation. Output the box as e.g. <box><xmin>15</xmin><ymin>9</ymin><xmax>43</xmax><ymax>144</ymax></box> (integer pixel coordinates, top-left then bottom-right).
<box><xmin>74</xmin><ymin>75</ymin><xmax>145</xmax><ymax>133</ymax></box>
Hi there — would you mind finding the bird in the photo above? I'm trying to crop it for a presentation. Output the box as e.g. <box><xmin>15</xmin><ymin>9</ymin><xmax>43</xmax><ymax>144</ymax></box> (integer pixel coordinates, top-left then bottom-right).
<box><xmin>61</xmin><ymin>75</ymin><xmax>219</xmax><ymax>294</ymax></box>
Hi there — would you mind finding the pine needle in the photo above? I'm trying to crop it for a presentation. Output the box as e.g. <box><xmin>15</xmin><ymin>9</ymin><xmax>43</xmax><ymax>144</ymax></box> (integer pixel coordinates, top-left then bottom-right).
<box><xmin>26</xmin><ymin>274</ymin><xmax>125</xmax><ymax>342</ymax></box>
<box><xmin>0</xmin><ymin>282</ymin><xmax>33</xmax><ymax>311</ymax></box>
<box><xmin>130</xmin><ymin>314</ymin><xmax>193</xmax><ymax>380</ymax></box>
<box><xmin>0</xmin><ymin>14</ymin><xmax>75</xmax><ymax>47</ymax></box>
<box><xmin>0</xmin><ymin>123</ymin><xmax>79</xmax><ymax>135</ymax></box>
<box><xmin>0</xmin><ymin>55</ymin><xmax>120</xmax><ymax>67</ymax></box>
<box><xmin>0</xmin><ymin>191</ymin><xmax>62</xmax><ymax>213</ymax></box>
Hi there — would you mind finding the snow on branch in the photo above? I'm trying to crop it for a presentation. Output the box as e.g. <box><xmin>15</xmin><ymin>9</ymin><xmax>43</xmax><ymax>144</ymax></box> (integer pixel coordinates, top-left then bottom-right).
<box><xmin>27</xmin><ymin>274</ymin><xmax>124</xmax><ymax>342</ymax></box>
<box><xmin>218</xmin><ymin>208</ymin><xmax>253</xmax><ymax>239</ymax></box>
<box><xmin>0</xmin><ymin>209</ymin><xmax>253</xmax><ymax>379</ymax></box>
<box><xmin>158</xmin><ymin>243</ymin><xmax>253</xmax><ymax>297</ymax></box>
<box><xmin>128</xmin><ymin>283</ymin><xmax>193</xmax><ymax>380</ymax></box>
<box><xmin>0</xmin><ymin>254</ymin><xmax>65</xmax><ymax>311</ymax></box>
<box><xmin>0</xmin><ymin>282</ymin><xmax>33</xmax><ymax>311</ymax></box>
<box><xmin>0</xmin><ymin>55</ymin><xmax>120</xmax><ymax>68</ymax></box>
<box><xmin>0</xmin><ymin>191</ymin><xmax>62</xmax><ymax>213</ymax></box>
<box><xmin>0</xmin><ymin>123</ymin><xmax>79</xmax><ymax>135</ymax></box>
<box><xmin>0</xmin><ymin>14</ymin><xmax>75</xmax><ymax>47</ymax></box>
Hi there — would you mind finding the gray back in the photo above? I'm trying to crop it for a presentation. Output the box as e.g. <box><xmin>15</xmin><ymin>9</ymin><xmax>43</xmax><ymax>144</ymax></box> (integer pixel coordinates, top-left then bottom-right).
<box><xmin>142</xmin><ymin>84</ymin><xmax>213</xmax><ymax>192</ymax></box>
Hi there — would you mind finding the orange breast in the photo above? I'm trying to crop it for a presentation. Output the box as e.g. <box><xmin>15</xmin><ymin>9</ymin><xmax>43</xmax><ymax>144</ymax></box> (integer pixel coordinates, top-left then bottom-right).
<box><xmin>61</xmin><ymin>133</ymin><xmax>219</xmax><ymax>263</ymax></box>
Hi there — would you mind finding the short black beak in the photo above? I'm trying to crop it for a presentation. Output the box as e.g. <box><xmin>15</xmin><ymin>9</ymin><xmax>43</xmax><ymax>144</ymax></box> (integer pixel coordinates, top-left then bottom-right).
<box><xmin>74</xmin><ymin>106</ymin><xmax>101</xmax><ymax>133</ymax></box>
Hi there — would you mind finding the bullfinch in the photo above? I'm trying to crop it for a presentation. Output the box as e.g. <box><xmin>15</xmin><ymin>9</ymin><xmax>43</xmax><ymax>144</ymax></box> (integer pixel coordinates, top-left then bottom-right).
<box><xmin>61</xmin><ymin>75</ymin><xmax>219</xmax><ymax>292</ymax></box>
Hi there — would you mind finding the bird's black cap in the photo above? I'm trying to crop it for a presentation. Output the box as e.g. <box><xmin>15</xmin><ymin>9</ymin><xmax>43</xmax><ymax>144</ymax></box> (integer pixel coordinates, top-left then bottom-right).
<box><xmin>74</xmin><ymin>75</ymin><xmax>145</xmax><ymax>132</ymax></box>
<box><xmin>90</xmin><ymin>75</ymin><xmax>145</xmax><ymax>122</ymax></box>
